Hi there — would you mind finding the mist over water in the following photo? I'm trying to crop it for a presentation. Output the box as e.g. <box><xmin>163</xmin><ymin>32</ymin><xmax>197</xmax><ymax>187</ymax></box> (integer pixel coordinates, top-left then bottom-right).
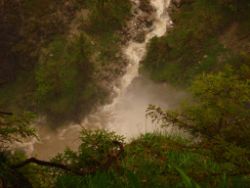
<box><xmin>106</xmin><ymin>76</ymin><xmax>186</xmax><ymax>138</ymax></box>
<box><xmin>104</xmin><ymin>0</ymin><xmax>174</xmax><ymax>137</ymax></box>
<box><xmin>19</xmin><ymin>0</ymin><xmax>186</xmax><ymax>160</ymax></box>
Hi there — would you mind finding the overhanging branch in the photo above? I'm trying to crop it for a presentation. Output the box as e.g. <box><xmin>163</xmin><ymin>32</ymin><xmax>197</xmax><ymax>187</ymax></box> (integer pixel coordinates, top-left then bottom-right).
<box><xmin>0</xmin><ymin>111</ymin><xmax>13</xmax><ymax>116</ymax></box>
<box><xmin>11</xmin><ymin>141</ymin><xmax>124</xmax><ymax>176</ymax></box>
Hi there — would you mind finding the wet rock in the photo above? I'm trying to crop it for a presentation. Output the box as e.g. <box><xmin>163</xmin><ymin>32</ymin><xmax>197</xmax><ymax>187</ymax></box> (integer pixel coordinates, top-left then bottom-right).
<box><xmin>139</xmin><ymin>0</ymin><xmax>154</xmax><ymax>13</ymax></box>
<box><xmin>145</xmin><ymin>19</ymin><xmax>153</xmax><ymax>28</ymax></box>
<box><xmin>172</xmin><ymin>0</ymin><xmax>182</xmax><ymax>8</ymax></box>
<box><xmin>172</xmin><ymin>0</ymin><xmax>194</xmax><ymax>8</ymax></box>
<box><xmin>134</xmin><ymin>31</ymin><xmax>146</xmax><ymax>43</ymax></box>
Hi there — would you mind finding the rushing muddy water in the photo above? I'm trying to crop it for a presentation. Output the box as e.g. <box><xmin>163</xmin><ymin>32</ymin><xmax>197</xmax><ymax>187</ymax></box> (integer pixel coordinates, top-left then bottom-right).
<box><xmin>16</xmin><ymin>0</ymin><xmax>186</xmax><ymax>159</ymax></box>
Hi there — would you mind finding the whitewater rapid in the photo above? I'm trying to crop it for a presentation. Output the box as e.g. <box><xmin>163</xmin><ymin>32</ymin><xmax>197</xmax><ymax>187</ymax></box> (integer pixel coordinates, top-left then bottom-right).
<box><xmin>17</xmin><ymin>0</ymin><xmax>186</xmax><ymax>159</ymax></box>
<box><xmin>103</xmin><ymin>0</ymin><xmax>173</xmax><ymax>136</ymax></box>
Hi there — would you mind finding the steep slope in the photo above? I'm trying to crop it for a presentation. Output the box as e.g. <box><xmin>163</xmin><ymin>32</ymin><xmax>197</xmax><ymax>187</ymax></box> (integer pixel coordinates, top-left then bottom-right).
<box><xmin>0</xmin><ymin>0</ymin><xmax>131</xmax><ymax>123</ymax></box>
<box><xmin>142</xmin><ymin>0</ymin><xmax>250</xmax><ymax>85</ymax></box>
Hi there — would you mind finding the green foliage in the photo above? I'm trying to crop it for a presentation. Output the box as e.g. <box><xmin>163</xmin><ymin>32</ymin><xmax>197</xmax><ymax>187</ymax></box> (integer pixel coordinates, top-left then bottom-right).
<box><xmin>53</xmin><ymin>129</ymin><xmax>124</xmax><ymax>170</ymax></box>
<box><xmin>142</xmin><ymin>4</ymin><xmax>250</xmax><ymax>184</ymax></box>
<box><xmin>86</xmin><ymin>0</ymin><xmax>131</xmax><ymax>34</ymax></box>
<box><xmin>56</xmin><ymin>175</ymin><xmax>84</xmax><ymax>188</ymax></box>
<box><xmin>2</xmin><ymin>129</ymin><xmax>249</xmax><ymax>187</ymax></box>
<box><xmin>77</xmin><ymin>129</ymin><xmax>124</xmax><ymax>162</ymax></box>
<box><xmin>1</xmin><ymin>0</ymin><xmax>250</xmax><ymax>187</ymax></box>
<box><xmin>0</xmin><ymin>114</ymin><xmax>37</xmax><ymax>188</ymax></box>
<box><xmin>0</xmin><ymin>0</ymin><xmax>132</xmax><ymax>123</ymax></box>
<box><xmin>141</xmin><ymin>0</ymin><xmax>250</xmax><ymax>86</ymax></box>
<box><xmin>176</xmin><ymin>168</ymin><xmax>200</xmax><ymax>188</ymax></box>
<box><xmin>35</xmin><ymin>34</ymin><xmax>99</xmax><ymax>122</ymax></box>
<box><xmin>147</xmin><ymin>65</ymin><xmax>250</xmax><ymax>182</ymax></box>
<box><xmin>187</xmin><ymin>66</ymin><xmax>250</xmax><ymax>145</ymax></box>
<box><xmin>0</xmin><ymin>112</ymin><xmax>35</xmax><ymax>145</ymax></box>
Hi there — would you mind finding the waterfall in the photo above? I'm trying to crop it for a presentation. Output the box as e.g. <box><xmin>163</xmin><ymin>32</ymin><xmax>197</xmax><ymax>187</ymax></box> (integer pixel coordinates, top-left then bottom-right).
<box><xmin>21</xmin><ymin>0</ymin><xmax>186</xmax><ymax>159</ymax></box>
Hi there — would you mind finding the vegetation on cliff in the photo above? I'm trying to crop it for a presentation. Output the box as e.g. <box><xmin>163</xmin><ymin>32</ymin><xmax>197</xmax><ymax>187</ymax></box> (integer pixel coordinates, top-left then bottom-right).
<box><xmin>0</xmin><ymin>0</ymin><xmax>131</xmax><ymax>123</ymax></box>
<box><xmin>0</xmin><ymin>0</ymin><xmax>250</xmax><ymax>187</ymax></box>
<box><xmin>142</xmin><ymin>0</ymin><xmax>250</xmax><ymax>85</ymax></box>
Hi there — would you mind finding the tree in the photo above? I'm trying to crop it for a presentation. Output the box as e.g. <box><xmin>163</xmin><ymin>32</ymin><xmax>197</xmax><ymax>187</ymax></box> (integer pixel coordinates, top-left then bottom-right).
<box><xmin>147</xmin><ymin>65</ymin><xmax>250</xmax><ymax>170</ymax></box>
<box><xmin>0</xmin><ymin>112</ymin><xmax>35</xmax><ymax>147</ymax></box>
<box><xmin>0</xmin><ymin>111</ymin><xmax>36</xmax><ymax>188</ymax></box>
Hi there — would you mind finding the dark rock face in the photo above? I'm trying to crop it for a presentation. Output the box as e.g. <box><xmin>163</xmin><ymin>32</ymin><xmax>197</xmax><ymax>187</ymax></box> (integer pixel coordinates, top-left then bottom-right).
<box><xmin>139</xmin><ymin>0</ymin><xmax>154</xmax><ymax>13</ymax></box>
<box><xmin>172</xmin><ymin>0</ymin><xmax>182</xmax><ymax>8</ymax></box>
<box><xmin>134</xmin><ymin>31</ymin><xmax>146</xmax><ymax>43</ymax></box>
<box><xmin>120</xmin><ymin>0</ymin><xmax>156</xmax><ymax>44</ymax></box>
<box><xmin>172</xmin><ymin>0</ymin><xmax>194</xmax><ymax>8</ymax></box>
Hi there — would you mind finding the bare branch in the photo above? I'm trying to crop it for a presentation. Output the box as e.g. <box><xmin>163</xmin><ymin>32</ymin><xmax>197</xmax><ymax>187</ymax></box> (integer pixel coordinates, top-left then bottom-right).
<box><xmin>0</xmin><ymin>111</ymin><xmax>13</xmax><ymax>116</ymax></box>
